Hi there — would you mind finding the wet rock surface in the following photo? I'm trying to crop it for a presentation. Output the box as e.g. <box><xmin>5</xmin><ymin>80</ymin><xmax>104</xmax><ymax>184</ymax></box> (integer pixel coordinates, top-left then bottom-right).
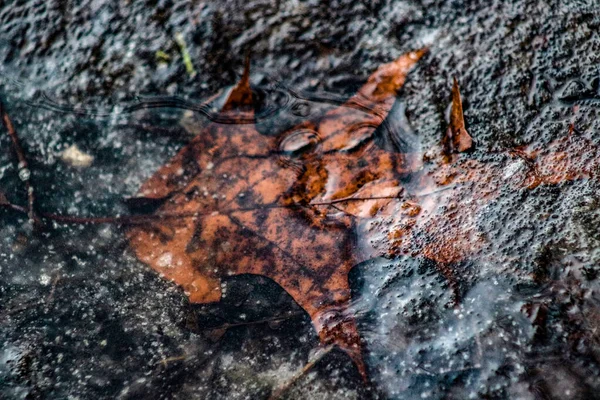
<box><xmin>2</xmin><ymin>0</ymin><xmax>600</xmax><ymax>399</ymax></box>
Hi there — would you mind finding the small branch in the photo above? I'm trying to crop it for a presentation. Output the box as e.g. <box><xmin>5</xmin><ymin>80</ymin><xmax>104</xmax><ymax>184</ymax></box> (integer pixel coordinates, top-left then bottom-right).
<box><xmin>0</xmin><ymin>203</ymin><xmax>207</xmax><ymax>225</ymax></box>
<box><xmin>311</xmin><ymin>195</ymin><xmax>401</xmax><ymax>206</ymax></box>
<box><xmin>0</xmin><ymin>100</ymin><xmax>40</xmax><ymax>225</ymax></box>
<box><xmin>156</xmin><ymin>355</ymin><xmax>187</xmax><ymax>367</ymax></box>
<box><xmin>0</xmin><ymin>195</ymin><xmax>408</xmax><ymax>227</ymax></box>
<box><xmin>200</xmin><ymin>311</ymin><xmax>304</xmax><ymax>332</ymax></box>
<box><xmin>269</xmin><ymin>345</ymin><xmax>333</xmax><ymax>400</ymax></box>
<box><xmin>46</xmin><ymin>272</ymin><xmax>61</xmax><ymax>305</ymax></box>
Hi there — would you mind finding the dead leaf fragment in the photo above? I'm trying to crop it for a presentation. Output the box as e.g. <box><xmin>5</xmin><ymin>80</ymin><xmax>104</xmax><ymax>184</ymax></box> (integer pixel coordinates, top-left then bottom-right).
<box><xmin>443</xmin><ymin>77</ymin><xmax>473</xmax><ymax>154</ymax></box>
<box><xmin>205</xmin><ymin>328</ymin><xmax>227</xmax><ymax>342</ymax></box>
<box><xmin>222</xmin><ymin>57</ymin><xmax>252</xmax><ymax>111</ymax></box>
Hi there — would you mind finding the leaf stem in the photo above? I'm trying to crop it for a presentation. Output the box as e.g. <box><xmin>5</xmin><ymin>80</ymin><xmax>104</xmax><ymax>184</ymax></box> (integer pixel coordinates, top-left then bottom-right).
<box><xmin>0</xmin><ymin>100</ymin><xmax>40</xmax><ymax>226</ymax></box>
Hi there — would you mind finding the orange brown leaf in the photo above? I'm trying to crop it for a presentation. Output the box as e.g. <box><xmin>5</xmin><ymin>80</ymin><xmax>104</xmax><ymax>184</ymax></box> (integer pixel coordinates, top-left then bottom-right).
<box><xmin>127</xmin><ymin>50</ymin><xmax>427</xmax><ymax>379</ymax></box>
<box><xmin>443</xmin><ymin>77</ymin><xmax>473</xmax><ymax>155</ymax></box>
<box><xmin>126</xmin><ymin>50</ymin><xmax>600</xmax><ymax>380</ymax></box>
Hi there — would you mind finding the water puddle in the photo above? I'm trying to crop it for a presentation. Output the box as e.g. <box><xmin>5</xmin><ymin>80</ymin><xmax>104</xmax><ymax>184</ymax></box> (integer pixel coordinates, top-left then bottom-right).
<box><xmin>2</xmin><ymin>10</ymin><xmax>600</xmax><ymax>398</ymax></box>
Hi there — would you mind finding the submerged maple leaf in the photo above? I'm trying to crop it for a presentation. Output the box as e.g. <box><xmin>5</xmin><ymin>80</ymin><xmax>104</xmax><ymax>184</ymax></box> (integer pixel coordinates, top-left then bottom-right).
<box><xmin>127</xmin><ymin>50</ymin><xmax>427</xmax><ymax>379</ymax></box>
<box><xmin>125</xmin><ymin>48</ymin><xmax>600</xmax><ymax>381</ymax></box>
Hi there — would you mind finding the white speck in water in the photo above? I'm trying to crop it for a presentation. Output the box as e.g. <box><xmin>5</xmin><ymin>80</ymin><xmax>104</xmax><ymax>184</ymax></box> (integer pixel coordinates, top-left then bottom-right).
<box><xmin>39</xmin><ymin>274</ymin><xmax>51</xmax><ymax>286</ymax></box>
<box><xmin>503</xmin><ymin>159</ymin><xmax>525</xmax><ymax>180</ymax></box>
<box><xmin>61</xmin><ymin>144</ymin><xmax>94</xmax><ymax>168</ymax></box>
<box><xmin>157</xmin><ymin>253</ymin><xmax>173</xmax><ymax>268</ymax></box>
<box><xmin>18</xmin><ymin>168</ymin><xmax>30</xmax><ymax>181</ymax></box>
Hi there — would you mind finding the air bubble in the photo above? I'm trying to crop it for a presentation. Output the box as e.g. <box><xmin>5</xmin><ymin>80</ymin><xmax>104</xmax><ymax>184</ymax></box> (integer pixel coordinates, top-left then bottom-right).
<box><xmin>18</xmin><ymin>168</ymin><xmax>30</xmax><ymax>181</ymax></box>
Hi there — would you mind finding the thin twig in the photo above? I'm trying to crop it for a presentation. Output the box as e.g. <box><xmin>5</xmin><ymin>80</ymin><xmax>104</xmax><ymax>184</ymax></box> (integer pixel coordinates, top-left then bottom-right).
<box><xmin>268</xmin><ymin>345</ymin><xmax>334</xmax><ymax>400</ymax></box>
<box><xmin>201</xmin><ymin>311</ymin><xmax>304</xmax><ymax>332</ymax></box>
<box><xmin>46</xmin><ymin>272</ymin><xmax>61</xmax><ymax>304</ymax></box>
<box><xmin>0</xmin><ymin>194</ymin><xmax>408</xmax><ymax>227</ymax></box>
<box><xmin>155</xmin><ymin>311</ymin><xmax>302</xmax><ymax>367</ymax></box>
<box><xmin>311</xmin><ymin>195</ymin><xmax>401</xmax><ymax>206</ymax></box>
<box><xmin>0</xmin><ymin>100</ymin><xmax>40</xmax><ymax>225</ymax></box>
<box><xmin>0</xmin><ymin>298</ymin><xmax>43</xmax><ymax>318</ymax></box>
<box><xmin>156</xmin><ymin>355</ymin><xmax>187</xmax><ymax>367</ymax></box>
